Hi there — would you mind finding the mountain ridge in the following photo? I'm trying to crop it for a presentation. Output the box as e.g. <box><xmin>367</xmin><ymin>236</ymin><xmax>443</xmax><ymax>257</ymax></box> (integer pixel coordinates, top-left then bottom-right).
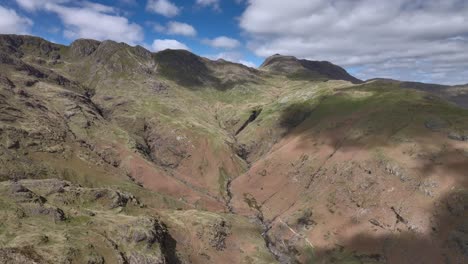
<box><xmin>260</xmin><ymin>53</ymin><xmax>363</xmax><ymax>84</ymax></box>
<box><xmin>0</xmin><ymin>34</ymin><xmax>467</xmax><ymax>263</ymax></box>
<box><xmin>4</xmin><ymin>34</ymin><xmax>467</xmax><ymax>88</ymax></box>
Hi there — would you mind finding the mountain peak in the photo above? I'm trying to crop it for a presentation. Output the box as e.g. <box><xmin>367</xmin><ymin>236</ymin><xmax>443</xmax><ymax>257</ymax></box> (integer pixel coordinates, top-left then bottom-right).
<box><xmin>260</xmin><ymin>54</ymin><xmax>362</xmax><ymax>84</ymax></box>
<box><xmin>70</xmin><ymin>38</ymin><xmax>101</xmax><ymax>57</ymax></box>
<box><xmin>0</xmin><ymin>34</ymin><xmax>64</xmax><ymax>59</ymax></box>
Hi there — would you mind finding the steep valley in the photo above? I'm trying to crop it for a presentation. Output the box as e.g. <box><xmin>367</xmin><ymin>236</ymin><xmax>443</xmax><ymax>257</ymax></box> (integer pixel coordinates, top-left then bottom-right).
<box><xmin>0</xmin><ymin>34</ymin><xmax>467</xmax><ymax>264</ymax></box>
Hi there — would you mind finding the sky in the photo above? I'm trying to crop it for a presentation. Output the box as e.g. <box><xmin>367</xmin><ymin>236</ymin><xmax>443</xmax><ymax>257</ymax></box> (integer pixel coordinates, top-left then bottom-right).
<box><xmin>0</xmin><ymin>0</ymin><xmax>468</xmax><ymax>85</ymax></box>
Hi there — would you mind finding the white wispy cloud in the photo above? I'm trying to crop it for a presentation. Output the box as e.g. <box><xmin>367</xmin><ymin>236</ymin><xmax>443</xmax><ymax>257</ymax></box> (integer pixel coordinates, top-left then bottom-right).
<box><xmin>0</xmin><ymin>5</ymin><xmax>33</xmax><ymax>34</ymax></box>
<box><xmin>240</xmin><ymin>0</ymin><xmax>468</xmax><ymax>84</ymax></box>
<box><xmin>152</xmin><ymin>39</ymin><xmax>190</xmax><ymax>51</ymax></box>
<box><xmin>15</xmin><ymin>0</ymin><xmax>68</xmax><ymax>11</ymax></box>
<box><xmin>154</xmin><ymin>21</ymin><xmax>197</xmax><ymax>36</ymax></box>
<box><xmin>146</xmin><ymin>0</ymin><xmax>179</xmax><ymax>17</ymax></box>
<box><xmin>15</xmin><ymin>0</ymin><xmax>144</xmax><ymax>45</ymax></box>
<box><xmin>204</xmin><ymin>36</ymin><xmax>241</xmax><ymax>49</ymax></box>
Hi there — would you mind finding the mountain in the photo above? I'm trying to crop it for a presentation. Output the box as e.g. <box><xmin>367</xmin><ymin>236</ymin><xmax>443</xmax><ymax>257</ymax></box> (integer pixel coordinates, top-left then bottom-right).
<box><xmin>367</xmin><ymin>78</ymin><xmax>468</xmax><ymax>109</ymax></box>
<box><xmin>260</xmin><ymin>54</ymin><xmax>363</xmax><ymax>84</ymax></box>
<box><xmin>0</xmin><ymin>34</ymin><xmax>467</xmax><ymax>264</ymax></box>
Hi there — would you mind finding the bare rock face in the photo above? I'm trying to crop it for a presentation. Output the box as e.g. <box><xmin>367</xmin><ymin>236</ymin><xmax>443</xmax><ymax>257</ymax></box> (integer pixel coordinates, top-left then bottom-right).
<box><xmin>25</xmin><ymin>204</ymin><xmax>66</xmax><ymax>221</ymax></box>
<box><xmin>143</xmin><ymin>122</ymin><xmax>189</xmax><ymax>169</ymax></box>
<box><xmin>195</xmin><ymin>217</ymin><xmax>231</xmax><ymax>251</ymax></box>
<box><xmin>8</xmin><ymin>183</ymin><xmax>45</xmax><ymax>204</ymax></box>
<box><xmin>132</xmin><ymin>45</ymin><xmax>153</xmax><ymax>61</ymax></box>
<box><xmin>113</xmin><ymin>217</ymin><xmax>169</xmax><ymax>264</ymax></box>
<box><xmin>0</xmin><ymin>248</ymin><xmax>43</xmax><ymax>264</ymax></box>
<box><xmin>0</xmin><ymin>35</ymin><xmax>58</xmax><ymax>57</ymax></box>
<box><xmin>448</xmin><ymin>131</ymin><xmax>468</xmax><ymax>141</ymax></box>
<box><xmin>207</xmin><ymin>219</ymin><xmax>231</xmax><ymax>251</ymax></box>
<box><xmin>0</xmin><ymin>74</ymin><xmax>15</xmax><ymax>89</ymax></box>
<box><xmin>70</xmin><ymin>39</ymin><xmax>101</xmax><ymax>57</ymax></box>
<box><xmin>0</xmin><ymin>179</ymin><xmax>177</xmax><ymax>264</ymax></box>
<box><xmin>42</xmin><ymin>184</ymin><xmax>142</xmax><ymax>210</ymax></box>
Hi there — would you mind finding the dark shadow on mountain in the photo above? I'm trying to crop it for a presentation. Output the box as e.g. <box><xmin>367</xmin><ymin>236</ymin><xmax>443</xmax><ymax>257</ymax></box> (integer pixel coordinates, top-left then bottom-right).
<box><xmin>273</xmin><ymin>82</ymin><xmax>468</xmax><ymax>263</ymax></box>
<box><xmin>162</xmin><ymin>230</ymin><xmax>182</xmax><ymax>264</ymax></box>
<box><xmin>310</xmin><ymin>189</ymin><xmax>468</xmax><ymax>263</ymax></box>
<box><xmin>154</xmin><ymin>49</ymin><xmax>220</xmax><ymax>88</ymax></box>
<box><xmin>279</xmin><ymin>102</ymin><xmax>316</xmax><ymax>130</ymax></box>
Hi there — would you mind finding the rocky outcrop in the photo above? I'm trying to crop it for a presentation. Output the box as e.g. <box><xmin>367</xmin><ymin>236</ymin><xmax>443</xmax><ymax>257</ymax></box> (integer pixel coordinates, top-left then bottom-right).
<box><xmin>142</xmin><ymin>121</ymin><xmax>189</xmax><ymax>169</ymax></box>
<box><xmin>207</xmin><ymin>219</ymin><xmax>231</xmax><ymax>251</ymax></box>
<box><xmin>0</xmin><ymin>34</ymin><xmax>63</xmax><ymax>59</ymax></box>
<box><xmin>448</xmin><ymin>132</ymin><xmax>468</xmax><ymax>141</ymax></box>
<box><xmin>70</xmin><ymin>39</ymin><xmax>101</xmax><ymax>57</ymax></box>
<box><xmin>0</xmin><ymin>179</ymin><xmax>178</xmax><ymax>264</ymax></box>
<box><xmin>0</xmin><ymin>247</ymin><xmax>43</xmax><ymax>264</ymax></box>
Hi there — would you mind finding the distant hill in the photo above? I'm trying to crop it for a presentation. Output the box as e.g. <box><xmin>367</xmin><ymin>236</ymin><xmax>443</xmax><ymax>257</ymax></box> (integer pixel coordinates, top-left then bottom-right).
<box><xmin>260</xmin><ymin>54</ymin><xmax>363</xmax><ymax>83</ymax></box>
<box><xmin>368</xmin><ymin>78</ymin><xmax>468</xmax><ymax>108</ymax></box>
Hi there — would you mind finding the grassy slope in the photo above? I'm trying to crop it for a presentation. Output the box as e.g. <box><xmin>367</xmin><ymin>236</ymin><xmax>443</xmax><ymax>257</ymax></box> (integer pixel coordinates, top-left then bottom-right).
<box><xmin>231</xmin><ymin>81</ymin><xmax>468</xmax><ymax>263</ymax></box>
<box><xmin>1</xmin><ymin>35</ymin><xmax>467</xmax><ymax>263</ymax></box>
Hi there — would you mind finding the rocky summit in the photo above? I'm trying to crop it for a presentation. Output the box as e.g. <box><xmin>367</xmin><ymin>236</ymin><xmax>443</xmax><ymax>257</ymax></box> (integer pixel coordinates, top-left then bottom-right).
<box><xmin>0</xmin><ymin>34</ymin><xmax>467</xmax><ymax>264</ymax></box>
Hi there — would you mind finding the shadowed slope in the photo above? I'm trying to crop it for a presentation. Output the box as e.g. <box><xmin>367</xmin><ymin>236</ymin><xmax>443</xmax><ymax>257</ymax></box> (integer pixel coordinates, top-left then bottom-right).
<box><xmin>261</xmin><ymin>54</ymin><xmax>363</xmax><ymax>84</ymax></box>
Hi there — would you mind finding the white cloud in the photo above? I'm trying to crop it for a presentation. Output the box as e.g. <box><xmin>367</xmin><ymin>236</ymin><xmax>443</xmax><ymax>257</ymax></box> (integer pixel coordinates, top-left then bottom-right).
<box><xmin>196</xmin><ymin>0</ymin><xmax>220</xmax><ymax>10</ymax></box>
<box><xmin>240</xmin><ymin>0</ymin><xmax>468</xmax><ymax>84</ymax></box>
<box><xmin>48</xmin><ymin>4</ymin><xmax>143</xmax><ymax>44</ymax></box>
<box><xmin>156</xmin><ymin>21</ymin><xmax>196</xmax><ymax>36</ymax></box>
<box><xmin>15</xmin><ymin>0</ymin><xmax>68</xmax><ymax>11</ymax></box>
<box><xmin>167</xmin><ymin>21</ymin><xmax>196</xmax><ymax>36</ymax></box>
<box><xmin>0</xmin><ymin>5</ymin><xmax>33</xmax><ymax>34</ymax></box>
<box><xmin>16</xmin><ymin>1</ymin><xmax>144</xmax><ymax>45</ymax></box>
<box><xmin>146</xmin><ymin>0</ymin><xmax>179</xmax><ymax>17</ymax></box>
<box><xmin>81</xmin><ymin>1</ymin><xmax>117</xmax><ymax>13</ymax></box>
<box><xmin>204</xmin><ymin>36</ymin><xmax>240</xmax><ymax>49</ymax></box>
<box><xmin>152</xmin><ymin>39</ymin><xmax>189</xmax><ymax>51</ymax></box>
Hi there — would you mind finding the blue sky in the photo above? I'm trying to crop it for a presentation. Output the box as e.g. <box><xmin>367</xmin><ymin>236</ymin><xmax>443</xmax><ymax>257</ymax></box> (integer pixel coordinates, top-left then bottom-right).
<box><xmin>1</xmin><ymin>0</ymin><xmax>468</xmax><ymax>84</ymax></box>
<box><xmin>0</xmin><ymin>0</ymin><xmax>262</xmax><ymax>67</ymax></box>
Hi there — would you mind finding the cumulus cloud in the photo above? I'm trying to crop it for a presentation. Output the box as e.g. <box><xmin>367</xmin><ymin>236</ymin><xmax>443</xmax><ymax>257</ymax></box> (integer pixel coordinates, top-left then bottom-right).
<box><xmin>154</xmin><ymin>21</ymin><xmax>197</xmax><ymax>36</ymax></box>
<box><xmin>146</xmin><ymin>0</ymin><xmax>179</xmax><ymax>17</ymax></box>
<box><xmin>204</xmin><ymin>36</ymin><xmax>240</xmax><ymax>49</ymax></box>
<box><xmin>167</xmin><ymin>21</ymin><xmax>196</xmax><ymax>36</ymax></box>
<box><xmin>240</xmin><ymin>0</ymin><xmax>468</xmax><ymax>84</ymax></box>
<box><xmin>16</xmin><ymin>0</ymin><xmax>144</xmax><ymax>45</ymax></box>
<box><xmin>0</xmin><ymin>5</ymin><xmax>33</xmax><ymax>34</ymax></box>
<box><xmin>152</xmin><ymin>39</ymin><xmax>190</xmax><ymax>51</ymax></box>
<box><xmin>49</xmin><ymin>5</ymin><xmax>143</xmax><ymax>44</ymax></box>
